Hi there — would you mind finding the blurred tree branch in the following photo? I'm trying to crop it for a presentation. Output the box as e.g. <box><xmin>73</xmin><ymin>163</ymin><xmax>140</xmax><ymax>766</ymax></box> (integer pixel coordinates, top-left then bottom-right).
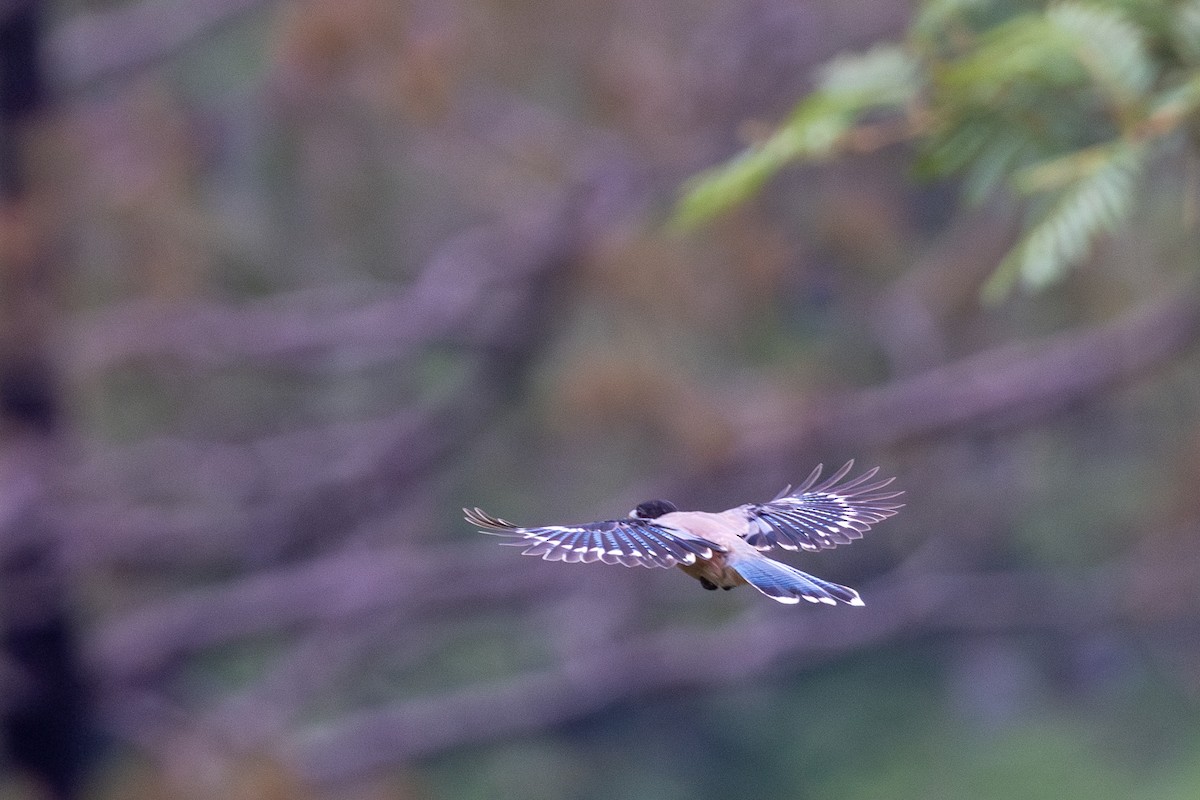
<box><xmin>91</xmin><ymin>544</ymin><xmax>592</xmax><ymax>683</ymax></box>
<box><xmin>68</xmin><ymin>217</ymin><xmax>572</xmax><ymax>378</ymax></box>
<box><xmin>645</xmin><ymin>286</ymin><xmax>1200</xmax><ymax>506</ymax></box>
<box><xmin>50</xmin><ymin>0</ymin><xmax>267</xmax><ymax>92</ymax></box>
<box><xmin>280</xmin><ymin>540</ymin><xmax>1200</xmax><ymax>780</ymax></box>
<box><xmin>808</xmin><ymin>288</ymin><xmax>1200</xmax><ymax>445</ymax></box>
<box><xmin>60</xmin><ymin>203</ymin><xmax>585</xmax><ymax>569</ymax></box>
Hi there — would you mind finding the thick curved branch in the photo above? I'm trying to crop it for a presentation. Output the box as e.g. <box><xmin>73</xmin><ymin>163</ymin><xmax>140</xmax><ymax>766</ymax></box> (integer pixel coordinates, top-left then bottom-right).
<box><xmin>833</xmin><ymin>289</ymin><xmax>1200</xmax><ymax>446</ymax></box>
<box><xmin>89</xmin><ymin>545</ymin><xmax>596</xmax><ymax>683</ymax></box>
<box><xmin>66</xmin><ymin>220</ymin><xmax>562</xmax><ymax>379</ymax></box>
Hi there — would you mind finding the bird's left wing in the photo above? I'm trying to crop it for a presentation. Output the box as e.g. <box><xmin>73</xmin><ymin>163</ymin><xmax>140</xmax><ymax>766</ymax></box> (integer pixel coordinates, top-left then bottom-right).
<box><xmin>464</xmin><ymin>507</ymin><xmax>723</xmax><ymax>569</ymax></box>
<box><xmin>735</xmin><ymin>461</ymin><xmax>903</xmax><ymax>552</ymax></box>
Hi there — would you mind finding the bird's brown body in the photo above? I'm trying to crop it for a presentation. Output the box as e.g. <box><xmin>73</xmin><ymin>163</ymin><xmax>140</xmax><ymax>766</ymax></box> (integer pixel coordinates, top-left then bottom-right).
<box><xmin>659</xmin><ymin>510</ymin><xmax>753</xmax><ymax>590</ymax></box>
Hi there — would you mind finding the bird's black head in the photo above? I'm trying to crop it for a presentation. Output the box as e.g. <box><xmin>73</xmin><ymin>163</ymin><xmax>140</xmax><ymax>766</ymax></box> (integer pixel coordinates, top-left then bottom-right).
<box><xmin>630</xmin><ymin>499</ymin><xmax>678</xmax><ymax>519</ymax></box>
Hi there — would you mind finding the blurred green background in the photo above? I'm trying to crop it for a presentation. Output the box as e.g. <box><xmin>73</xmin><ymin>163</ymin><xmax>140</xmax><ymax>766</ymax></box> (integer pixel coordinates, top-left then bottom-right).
<box><xmin>1</xmin><ymin>0</ymin><xmax>1199</xmax><ymax>798</ymax></box>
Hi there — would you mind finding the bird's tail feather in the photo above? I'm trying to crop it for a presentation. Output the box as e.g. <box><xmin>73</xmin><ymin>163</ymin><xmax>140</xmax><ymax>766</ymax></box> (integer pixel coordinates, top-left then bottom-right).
<box><xmin>730</xmin><ymin>555</ymin><xmax>863</xmax><ymax>606</ymax></box>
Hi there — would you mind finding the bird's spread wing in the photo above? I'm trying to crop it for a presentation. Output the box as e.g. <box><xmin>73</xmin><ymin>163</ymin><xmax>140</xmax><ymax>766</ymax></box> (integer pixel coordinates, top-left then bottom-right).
<box><xmin>464</xmin><ymin>507</ymin><xmax>724</xmax><ymax>569</ymax></box>
<box><xmin>736</xmin><ymin>461</ymin><xmax>903</xmax><ymax>552</ymax></box>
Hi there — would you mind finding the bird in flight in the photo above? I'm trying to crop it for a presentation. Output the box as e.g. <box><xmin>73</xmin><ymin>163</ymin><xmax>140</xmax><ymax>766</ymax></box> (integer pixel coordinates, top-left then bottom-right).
<box><xmin>465</xmin><ymin>461</ymin><xmax>901</xmax><ymax>605</ymax></box>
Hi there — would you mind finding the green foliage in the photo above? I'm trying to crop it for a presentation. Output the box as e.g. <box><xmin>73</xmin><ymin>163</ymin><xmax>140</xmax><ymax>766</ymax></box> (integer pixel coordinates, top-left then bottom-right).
<box><xmin>675</xmin><ymin>0</ymin><xmax>1200</xmax><ymax>299</ymax></box>
<box><xmin>673</xmin><ymin>45</ymin><xmax>921</xmax><ymax>228</ymax></box>
<box><xmin>985</xmin><ymin>142</ymin><xmax>1145</xmax><ymax>298</ymax></box>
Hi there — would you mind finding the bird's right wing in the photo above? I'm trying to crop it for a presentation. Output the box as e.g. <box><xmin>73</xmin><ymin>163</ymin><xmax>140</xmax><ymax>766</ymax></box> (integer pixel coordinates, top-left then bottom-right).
<box><xmin>736</xmin><ymin>461</ymin><xmax>903</xmax><ymax>552</ymax></box>
<box><xmin>464</xmin><ymin>507</ymin><xmax>724</xmax><ymax>569</ymax></box>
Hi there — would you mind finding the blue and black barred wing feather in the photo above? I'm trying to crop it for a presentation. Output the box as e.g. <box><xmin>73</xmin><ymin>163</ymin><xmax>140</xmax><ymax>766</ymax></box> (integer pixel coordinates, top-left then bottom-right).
<box><xmin>464</xmin><ymin>507</ymin><xmax>725</xmax><ymax>569</ymax></box>
<box><xmin>739</xmin><ymin>461</ymin><xmax>903</xmax><ymax>552</ymax></box>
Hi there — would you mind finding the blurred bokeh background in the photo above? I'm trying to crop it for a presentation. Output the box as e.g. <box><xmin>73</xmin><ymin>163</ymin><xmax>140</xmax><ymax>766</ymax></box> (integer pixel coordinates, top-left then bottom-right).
<box><xmin>2</xmin><ymin>0</ymin><xmax>1200</xmax><ymax>798</ymax></box>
